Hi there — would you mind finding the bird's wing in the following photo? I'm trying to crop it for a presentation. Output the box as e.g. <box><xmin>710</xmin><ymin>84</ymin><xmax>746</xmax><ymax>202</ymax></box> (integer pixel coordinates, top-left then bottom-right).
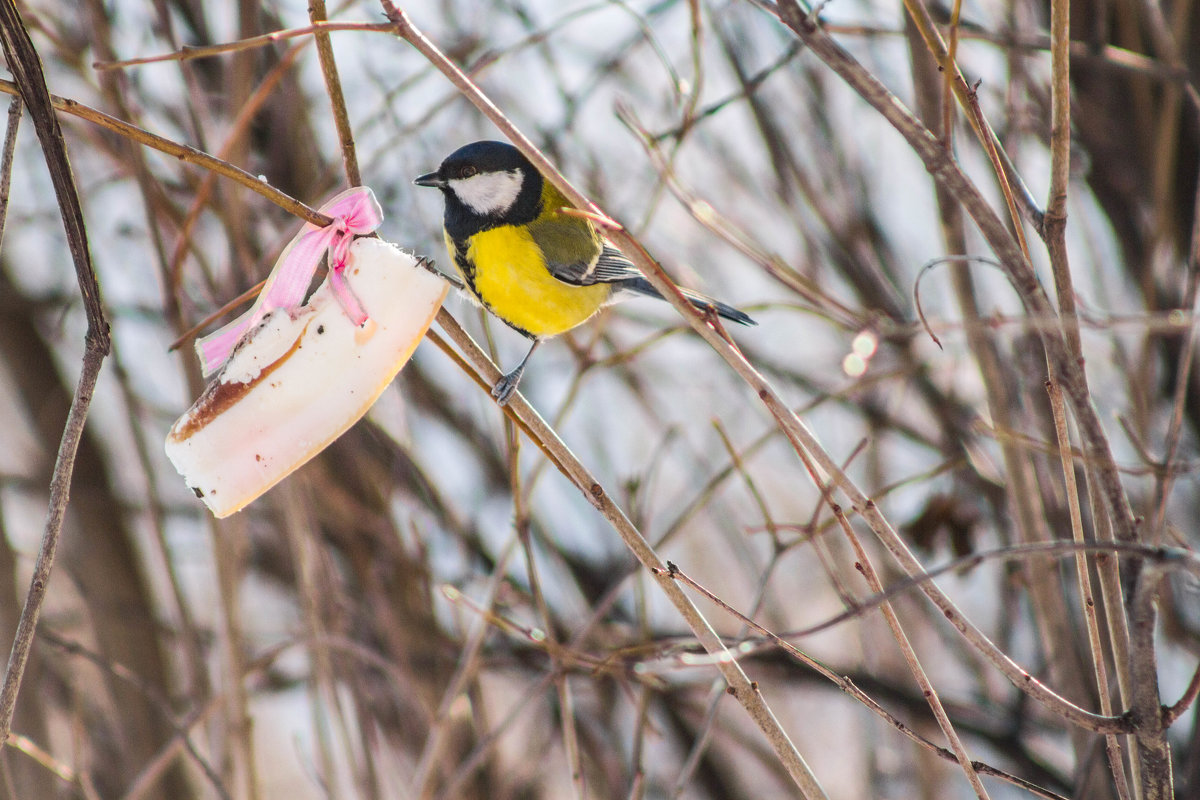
<box><xmin>545</xmin><ymin>243</ymin><xmax>642</xmax><ymax>287</ymax></box>
<box><xmin>526</xmin><ymin>209</ymin><xmax>641</xmax><ymax>287</ymax></box>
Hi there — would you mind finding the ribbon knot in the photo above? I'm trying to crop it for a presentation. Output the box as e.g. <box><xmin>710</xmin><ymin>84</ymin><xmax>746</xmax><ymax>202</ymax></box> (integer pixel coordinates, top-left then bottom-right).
<box><xmin>195</xmin><ymin>186</ymin><xmax>384</xmax><ymax>376</ymax></box>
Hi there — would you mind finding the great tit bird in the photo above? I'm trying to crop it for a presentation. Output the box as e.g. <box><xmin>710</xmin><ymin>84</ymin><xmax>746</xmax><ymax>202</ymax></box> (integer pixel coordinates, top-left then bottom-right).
<box><xmin>415</xmin><ymin>140</ymin><xmax>755</xmax><ymax>405</ymax></box>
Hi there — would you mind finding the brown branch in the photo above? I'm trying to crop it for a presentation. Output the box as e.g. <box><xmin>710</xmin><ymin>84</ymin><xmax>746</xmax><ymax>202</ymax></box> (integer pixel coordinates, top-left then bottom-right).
<box><xmin>0</xmin><ymin>339</ymin><xmax>105</xmax><ymax>742</ymax></box>
<box><xmin>1129</xmin><ymin>565</ymin><xmax>1173</xmax><ymax>799</ymax></box>
<box><xmin>1163</xmin><ymin>660</ymin><xmax>1200</xmax><ymax>727</ymax></box>
<box><xmin>309</xmin><ymin>2</ymin><xmax>361</xmax><ymax>187</ymax></box>
<box><xmin>0</xmin><ymin>2</ymin><xmax>107</xmax><ymax>347</ymax></box>
<box><xmin>0</xmin><ymin>0</ymin><xmax>111</xmax><ymax>743</ymax></box>
<box><xmin>776</xmin><ymin>541</ymin><xmax>1193</xmax><ymax>644</ymax></box>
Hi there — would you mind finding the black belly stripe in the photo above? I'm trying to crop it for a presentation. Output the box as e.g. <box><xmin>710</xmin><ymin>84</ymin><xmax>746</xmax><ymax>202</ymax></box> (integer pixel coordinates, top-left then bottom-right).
<box><xmin>449</xmin><ymin>236</ymin><xmax>476</xmax><ymax>288</ymax></box>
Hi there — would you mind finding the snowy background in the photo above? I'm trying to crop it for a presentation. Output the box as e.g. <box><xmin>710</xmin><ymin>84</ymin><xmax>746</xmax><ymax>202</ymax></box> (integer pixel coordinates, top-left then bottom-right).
<box><xmin>0</xmin><ymin>1</ymin><xmax>1197</xmax><ymax>798</ymax></box>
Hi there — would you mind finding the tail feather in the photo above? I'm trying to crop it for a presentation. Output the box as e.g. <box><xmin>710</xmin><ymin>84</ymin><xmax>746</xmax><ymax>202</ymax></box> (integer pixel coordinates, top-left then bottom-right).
<box><xmin>621</xmin><ymin>277</ymin><xmax>756</xmax><ymax>326</ymax></box>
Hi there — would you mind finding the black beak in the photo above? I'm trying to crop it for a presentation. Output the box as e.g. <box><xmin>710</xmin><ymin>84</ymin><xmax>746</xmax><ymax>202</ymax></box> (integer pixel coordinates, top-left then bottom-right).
<box><xmin>414</xmin><ymin>171</ymin><xmax>446</xmax><ymax>188</ymax></box>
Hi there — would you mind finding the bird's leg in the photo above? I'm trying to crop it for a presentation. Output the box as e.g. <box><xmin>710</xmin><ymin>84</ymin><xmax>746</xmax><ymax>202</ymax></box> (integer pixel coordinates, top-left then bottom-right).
<box><xmin>492</xmin><ymin>339</ymin><xmax>540</xmax><ymax>406</ymax></box>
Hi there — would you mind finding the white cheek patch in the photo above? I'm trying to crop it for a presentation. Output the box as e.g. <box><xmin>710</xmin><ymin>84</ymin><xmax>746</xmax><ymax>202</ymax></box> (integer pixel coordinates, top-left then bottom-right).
<box><xmin>451</xmin><ymin>170</ymin><xmax>524</xmax><ymax>216</ymax></box>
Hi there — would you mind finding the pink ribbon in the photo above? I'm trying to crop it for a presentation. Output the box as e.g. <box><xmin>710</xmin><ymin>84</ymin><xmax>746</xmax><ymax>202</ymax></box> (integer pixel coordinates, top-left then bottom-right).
<box><xmin>195</xmin><ymin>186</ymin><xmax>383</xmax><ymax>376</ymax></box>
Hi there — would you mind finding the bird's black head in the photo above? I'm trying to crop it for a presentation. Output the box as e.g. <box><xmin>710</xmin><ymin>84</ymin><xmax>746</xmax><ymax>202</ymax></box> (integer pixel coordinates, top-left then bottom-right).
<box><xmin>414</xmin><ymin>140</ymin><xmax>544</xmax><ymax>239</ymax></box>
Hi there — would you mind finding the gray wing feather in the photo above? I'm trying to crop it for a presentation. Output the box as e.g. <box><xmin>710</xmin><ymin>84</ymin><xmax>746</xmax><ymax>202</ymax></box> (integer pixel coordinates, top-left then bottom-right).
<box><xmin>545</xmin><ymin>244</ymin><xmax>641</xmax><ymax>286</ymax></box>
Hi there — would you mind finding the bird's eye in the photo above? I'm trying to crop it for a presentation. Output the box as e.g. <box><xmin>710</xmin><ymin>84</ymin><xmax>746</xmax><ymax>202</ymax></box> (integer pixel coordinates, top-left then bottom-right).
<box><xmin>459</xmin><ymin>166</ymin><xmax>477</xmax><ymax>178</ymax></box>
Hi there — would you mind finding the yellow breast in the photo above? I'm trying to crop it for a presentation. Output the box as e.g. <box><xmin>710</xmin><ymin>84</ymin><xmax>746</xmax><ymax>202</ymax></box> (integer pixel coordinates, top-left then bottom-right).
<box><xmin>462</xmin><ymin>225</ymin><xmax>611</xmax><ymax>337</ymax></box>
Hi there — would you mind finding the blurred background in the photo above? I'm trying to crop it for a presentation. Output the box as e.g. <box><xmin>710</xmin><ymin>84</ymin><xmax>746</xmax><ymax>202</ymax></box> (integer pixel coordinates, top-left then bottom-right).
<box><xmin>0</xmin><ymin>0</ymin><xmax>1197</xmax><ymax>798</ymax></box>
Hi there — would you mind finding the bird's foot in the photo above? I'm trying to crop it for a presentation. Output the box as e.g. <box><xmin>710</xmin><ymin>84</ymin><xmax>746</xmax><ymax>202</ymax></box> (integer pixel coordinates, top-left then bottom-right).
<box><xmin>491</xmin><ymin>367</ymin><xmax>524</xmax><ymax>406</ymax></box>
<box><xmin>492</xmin><ymin>339</ymin><xmax>538</xmax><ymax>406</ymax></box>
<box><xmin>413</xmin><ymin>256</ymin><xmax>465</xmax><ymax>290</ymax></box>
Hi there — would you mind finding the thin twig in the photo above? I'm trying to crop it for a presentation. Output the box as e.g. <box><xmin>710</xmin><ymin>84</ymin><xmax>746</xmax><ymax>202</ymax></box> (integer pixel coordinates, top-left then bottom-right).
<box><xmin>309</xmin><ymin>2</ymin><xmax>362</xmax><ymax>187</ymax></box>
<box><xmin>911</xmin><ymin>254</ymin><xmax>1006</xmax><ymax>349</ymax></box>
<box><xmin>93</xmin><ymin>21</ymin><xmax>393</xmax><ymax>71</ymax></box>
<box><xmin>168</xmin><ymin>278</ymin><xmax>267</xmax><ymax>351</ymax></box>
<box><xmin>775</xmin><ymin>540</ymin><xmax>1193</xmax><ymax>643</ymax></box>
<box><xmin>1163</xmin><ymin>660</ymin><xmax>1200</xmax><ymax>726</ymax></box>
<box><xmin>1047</xmin><ymin>377</ymin><xmax>1132</xmax><ymax>799</ymax></box>
<box><xmin>0</xmin><ymin>96</ymin><xmax>20</xmax><ymax>249</ymax></box>
<box><xmin>0</xmin><ymin>342</ymin><xmax>105</xmax><ymax>741</ymax></box>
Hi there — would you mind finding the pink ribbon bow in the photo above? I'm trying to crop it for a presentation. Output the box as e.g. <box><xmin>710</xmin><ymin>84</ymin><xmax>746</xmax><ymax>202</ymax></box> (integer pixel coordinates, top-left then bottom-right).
<box><xmin>196</xmin><ymin>186</ymin><xmax>384</xmax><ymax>375</ymax></box>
